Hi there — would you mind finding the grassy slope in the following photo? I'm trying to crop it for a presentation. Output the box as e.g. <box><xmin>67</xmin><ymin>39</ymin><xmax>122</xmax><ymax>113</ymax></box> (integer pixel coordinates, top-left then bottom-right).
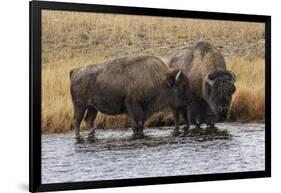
<box><xmin>41</xmin><ymin>10</ymin><xmax>265</xmax><ymax>133</ymax></box>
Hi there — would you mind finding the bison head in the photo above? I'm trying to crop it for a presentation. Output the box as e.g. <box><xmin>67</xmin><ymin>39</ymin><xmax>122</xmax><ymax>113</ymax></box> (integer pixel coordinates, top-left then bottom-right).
<box><xmin>166</xmin><ymin>69</ymin><xmax>191</xmax><ymax>108</ymax></box>
<box><xmin>202</xmin><ymin>69</ymin><xmax>236</xmax><ymax>121</ymax></box>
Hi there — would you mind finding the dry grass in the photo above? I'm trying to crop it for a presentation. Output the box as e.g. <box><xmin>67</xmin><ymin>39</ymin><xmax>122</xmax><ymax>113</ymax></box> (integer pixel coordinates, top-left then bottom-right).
<box><xmin>227</xmin><ymin>58</ymin><xmax>265</xmax><ymax>121</ymax></box>
<box><xmin>41</xmin><ymin>10</ymin><xmax>265</xmax><ymax>133</ymax></box>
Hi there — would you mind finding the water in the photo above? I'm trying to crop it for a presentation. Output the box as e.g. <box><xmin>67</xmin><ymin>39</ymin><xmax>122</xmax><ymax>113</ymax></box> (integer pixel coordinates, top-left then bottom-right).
<box><xmin>42</xmin><ymin>123</ymin><xmax>265</xmax><ymax>184</ymax></box>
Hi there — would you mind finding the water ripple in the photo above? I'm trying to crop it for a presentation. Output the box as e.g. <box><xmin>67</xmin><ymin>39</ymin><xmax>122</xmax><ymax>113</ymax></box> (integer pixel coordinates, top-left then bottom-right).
<box><xmin>42</xmin><ymin>123</ymin><xmax>265</xmax><ymax>184</ymax></box>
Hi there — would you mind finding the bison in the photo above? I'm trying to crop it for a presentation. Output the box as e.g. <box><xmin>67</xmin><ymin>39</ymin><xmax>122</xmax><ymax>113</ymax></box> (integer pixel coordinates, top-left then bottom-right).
<box><xmin>70</xmin><ymin>55</ymin><xmax>191</xmax><ymax>140</ymax></box>
<box><xmin>168</xmin><ymin>41</ymin><xmax>236</xmax><ymax>129</ymax></box>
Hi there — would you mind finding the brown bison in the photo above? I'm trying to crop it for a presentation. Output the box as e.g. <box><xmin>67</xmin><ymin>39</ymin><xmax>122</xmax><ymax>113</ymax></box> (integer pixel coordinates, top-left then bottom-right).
<box><xmin>70</xmin><ymin>55</ymin><xmax>191</xmax><ymax>140</ymax></box>
<box><xmin>168</xmin><ymin>41</ymin><xmax>236</xmax><ymax>129</ymax></box>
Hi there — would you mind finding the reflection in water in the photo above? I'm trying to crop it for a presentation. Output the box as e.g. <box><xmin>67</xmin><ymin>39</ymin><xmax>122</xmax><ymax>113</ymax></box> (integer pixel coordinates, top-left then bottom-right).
<box><xmin>42</xmin><ymin>123</ymin><xmax>265</xmax><ymax>184</ymax></box>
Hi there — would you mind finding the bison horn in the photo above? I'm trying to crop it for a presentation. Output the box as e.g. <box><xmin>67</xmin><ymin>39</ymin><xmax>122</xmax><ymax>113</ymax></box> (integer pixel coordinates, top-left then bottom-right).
<box><xmin>204</xmin><ymin>73</ymin><xmax>214</xmax><ymax>86</ymax></box>
<box><xmin>175</xmin><ymin>69</ymin><xmax>182</xmax><ymax>82</ymax></box>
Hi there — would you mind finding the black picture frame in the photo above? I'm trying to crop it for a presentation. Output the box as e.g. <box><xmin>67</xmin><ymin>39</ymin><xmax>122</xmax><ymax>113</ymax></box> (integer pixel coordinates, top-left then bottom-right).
<box><xmin>29</xmin><ymin>1</ymin><xmax>271</xmax><ymax>192</ymax></box>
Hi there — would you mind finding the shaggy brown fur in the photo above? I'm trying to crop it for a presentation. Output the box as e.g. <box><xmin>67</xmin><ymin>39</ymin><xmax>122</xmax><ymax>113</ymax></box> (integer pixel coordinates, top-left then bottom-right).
<box><xmin>70</xmin><ymin>55</ymin><xmax>191</xmax><ymax>140</ymax></box>
<box><xmin>169</xmin><ymin>41</ymin><xmax>236</xmax><ymax>128</ymax></box>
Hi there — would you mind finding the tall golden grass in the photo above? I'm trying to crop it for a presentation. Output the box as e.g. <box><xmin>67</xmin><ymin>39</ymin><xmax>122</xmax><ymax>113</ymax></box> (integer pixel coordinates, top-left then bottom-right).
<box><xmin>41</xmin><ymin>10</ymin><xmax>265</xmax><ymax>133</ymax></box>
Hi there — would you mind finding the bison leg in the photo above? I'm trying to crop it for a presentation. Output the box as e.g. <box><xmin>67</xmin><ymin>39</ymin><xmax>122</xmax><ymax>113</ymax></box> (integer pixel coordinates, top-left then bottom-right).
<box><xmin>207</xmin><ymin>119</ymin><xmax>215</xmax><ymax>128</ymax></box>
<box><xmin>206</xmin><ymin>114</ymin><xmax>216</xmax><ymax>128</ymax></box>
<box><xmin>84</xmin><ymin>107</ymin><xmax>98</xmax><ymax>138</ymax></box>
<box><xmin>189</xmin><ymin>101</ymin><xmax>203</xmax><ymax>129</ymax></box>
<box><xmin>128</xmin><ymin>115</ymin><xmax>144</xmax><ymax>139</ymax></box>
<box><xmin>132</xmin><ymin>121</ymin><xmax>144</xmax><ymax>139</ymax></box>
<box><xmin>126</xmin><ymin>98</ymin><xmax>145</xmax><ymax>139</ymax></box>
<box><xmin>73</xmin><ymin>105</ymin><xmax>86</xmax><ymax>140</ymax></box>
<box><xmin>195</xmin><ymin>115</ymin><xmax>202</xmax><ymax>129</ymax></box>
<box><xmin>180</xmin><ymin>107</ymin><xmax>190</xmax><ymax>132</ymax></box>
<box><xmin>206</xmin><ymin>107</ymin><xmax>216</xmax><ymax>128</ymax></box>
<box><xmin>172</xmin><ymin>109</ymin><xmax>181</xmax><ymax>136</ymax></box>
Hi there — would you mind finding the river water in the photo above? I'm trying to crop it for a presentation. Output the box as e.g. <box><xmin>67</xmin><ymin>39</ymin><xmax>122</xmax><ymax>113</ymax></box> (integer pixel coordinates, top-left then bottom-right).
<box><xmin>42</xmin><ymin>123</ymin><xmax>265</xmax><ymax>184</ymax></box>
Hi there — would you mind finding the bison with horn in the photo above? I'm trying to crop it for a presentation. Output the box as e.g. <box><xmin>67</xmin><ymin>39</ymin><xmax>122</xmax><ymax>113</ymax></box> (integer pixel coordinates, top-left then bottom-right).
<box><xmin>70</xmin><ymin>55</ymin><xmax>192</xmax><ymax>140</ymax></box>
<box><xmin>168</xmin><ymin>41</ymin><xmax>236</xmax><ymax>130</ymax></box>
